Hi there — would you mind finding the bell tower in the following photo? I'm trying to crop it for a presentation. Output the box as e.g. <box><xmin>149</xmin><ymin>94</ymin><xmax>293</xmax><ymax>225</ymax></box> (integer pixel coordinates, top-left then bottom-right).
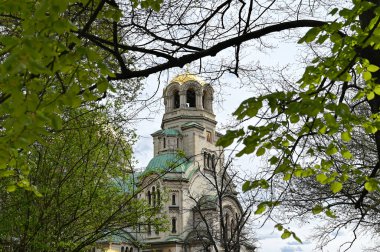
<box><xmin>151</xmin><ymin>73</ymin><xmax>220</xmax><ymax>161</ymax></box>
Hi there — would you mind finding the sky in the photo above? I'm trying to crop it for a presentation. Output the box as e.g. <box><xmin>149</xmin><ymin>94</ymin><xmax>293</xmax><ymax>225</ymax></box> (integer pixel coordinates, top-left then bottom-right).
<box><xmin>131</xmin><ymin>41</ymin><xmax>379</xmax><ymax>252</ymax></box>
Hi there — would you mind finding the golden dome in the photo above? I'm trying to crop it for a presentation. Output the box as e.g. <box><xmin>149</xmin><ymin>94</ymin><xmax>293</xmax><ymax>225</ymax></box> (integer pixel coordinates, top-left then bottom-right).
<box><xmin>169</xmin><ymin>73</ymin><xmax>206</xmax><ymax>85</ymax></box>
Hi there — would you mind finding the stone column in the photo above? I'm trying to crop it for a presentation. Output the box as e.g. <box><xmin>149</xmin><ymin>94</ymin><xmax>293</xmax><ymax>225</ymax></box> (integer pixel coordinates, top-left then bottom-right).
<box><xmin>164</xmin><ymin>95</ymin><xmax>170</xmax><ymax>112</ymax></box>
<box><xmin>179</xmin><ymin>90</ymin><xmax>187</xmax><ymax>108</ymax></box>
<box><xmin>209</xmin><ymin>96</ymin><xmax>214</xmax><ymax>112</ymax></box>
<box><xmin>196</xmin><ymin>90</ymin><xmax>203</xmax><ymax>109</ymax></box>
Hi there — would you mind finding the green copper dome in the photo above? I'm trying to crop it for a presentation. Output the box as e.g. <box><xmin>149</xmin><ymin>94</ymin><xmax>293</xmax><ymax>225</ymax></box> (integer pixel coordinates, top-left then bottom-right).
<box><xmin>145</xmin><ymin>152</ymin><xmax>191</xmax><ymax>173</ymax></box>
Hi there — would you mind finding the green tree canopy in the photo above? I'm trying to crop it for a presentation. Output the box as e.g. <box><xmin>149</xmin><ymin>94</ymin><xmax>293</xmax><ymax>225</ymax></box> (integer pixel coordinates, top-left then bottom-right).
<box><xmin>218</xmin><ymin>0</ymin><xmax>380</xmax><ymax>246</ymax></box>
<box><xmin>0</xmin><ymin>107</ymin><xmax>164</xmax><ymax>251</ymax></box>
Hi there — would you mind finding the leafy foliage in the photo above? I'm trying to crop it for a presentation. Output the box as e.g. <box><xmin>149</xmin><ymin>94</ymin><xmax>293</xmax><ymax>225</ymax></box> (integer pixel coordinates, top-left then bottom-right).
<box><xmin>0</xmin><ymin>107</ymin><xmax>164</xmax><ymax>251</ymax></box>
<box><xmin>217</xmin><ymin>0</ymin><xmax>380</xmax><ymax>243</ymax></box>
<box><xmin>0</xmin><ymin>0</ymin><xmax>120</xmax><ymax>190</ymax></box>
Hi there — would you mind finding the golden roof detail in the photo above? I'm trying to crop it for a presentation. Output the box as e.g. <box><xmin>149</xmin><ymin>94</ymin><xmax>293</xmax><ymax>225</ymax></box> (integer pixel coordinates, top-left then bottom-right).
<box><xmin>169</xmin><ymin>73</ymin><xmax>206</xmax><ymax>85</ymax></box>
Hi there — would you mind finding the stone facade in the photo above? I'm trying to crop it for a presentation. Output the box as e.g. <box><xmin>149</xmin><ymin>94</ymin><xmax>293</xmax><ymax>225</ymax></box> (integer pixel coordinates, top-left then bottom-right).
<box><xmin>101</xmin><ymin>73</ymin><xmax>253</xmax><ymax>252</ymax></box>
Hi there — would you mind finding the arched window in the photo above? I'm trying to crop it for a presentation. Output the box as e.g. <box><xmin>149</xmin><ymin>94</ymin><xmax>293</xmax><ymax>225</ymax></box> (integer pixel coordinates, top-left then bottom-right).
<box><xmin>121</xmin><ymin>247</ymin><xmax>125</xmax><ymax>252</ymax></box>
<box><xmin>207</xmin><ymin>154</ymin><xmax>211</xmax><ymax>168</ymax></box>
<box><xmin>148</xmin><ymin>191</ymin><xmax>151</xmax><ymax>205</ymax></box>
<box><xmin>204</xmin><ymin>152</ymin><xmax>207</xmax><ymax>168</ymax></box>
<box><xmin>157</xmin><ymin>188</ymin><xmax>161</xmax><ymax>205</ymax></box>
<box><xmin>130</xmin><ymin>248</ymin><xmax>133</xmax><ymax>252</ymax></box>
<box><xmin>186</xmin><ymin>88</ymin><xmax>196</xmax><ymax>107</ymax></box>
<box><xmin>174</xmin><ymin>90</ymin><xmax>180</xmax><ymax>108</ymax></box>
<box><xmin>171</xmin><ymin>218</ymin><xmax>177</xmax><ymax>233</ymax></box>
<box><xmin>163</xmin><ymin>138</ymin><xmax>166</xmax><ymax>148</ymax></box>
<box><xmin>172</xmin><ymin>194</ymin><xmax>176</xmax><ymax>205</ymax></box>
<box><xmin>211</xmin><ymin>154</ymin><xmax>215</xmax><ymax>169</ymax></box>
<box><xmin>152</xmin><ymin>186</ymin><xmax>156</xmax><ymax>207</ymax></box>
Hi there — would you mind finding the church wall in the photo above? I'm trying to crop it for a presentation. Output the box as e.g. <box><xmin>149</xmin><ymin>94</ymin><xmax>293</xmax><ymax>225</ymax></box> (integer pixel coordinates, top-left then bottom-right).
<box><xmin>123</xmin><ymin>74</ymin><xmax>254</xmax><ymax>252</ymax></box>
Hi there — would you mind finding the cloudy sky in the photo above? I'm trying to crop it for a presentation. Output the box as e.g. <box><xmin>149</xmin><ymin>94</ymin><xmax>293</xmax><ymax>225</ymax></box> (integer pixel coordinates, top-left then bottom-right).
<box><xmin>131</xmin><ymin>41</ymin><xmax>378</xmax><ymax>251</ymax></box>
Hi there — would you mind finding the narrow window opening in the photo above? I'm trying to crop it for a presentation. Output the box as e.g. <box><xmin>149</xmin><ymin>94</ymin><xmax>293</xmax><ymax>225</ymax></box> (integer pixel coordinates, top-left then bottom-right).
<box><xmin>225</xmin><ymin>213</ymin><xmax>230</xmax><ymax>239</ymax></box>
<box><xmin>177</xmin><ymin>138</ymin><xmax>179</xmax><ymax>148</ymax></box>
<box><xmin>171</xmin><ymin>218</ymin><xmax>177</xmax><ymax>233</ymax></box>
<box><xmin>186</xmin><ymin>89</ymin><xmax>196</xmax><ymax>107</ymax></box>
<box><xmin>174</xmin><ymin>90</ymin><xmax>180</xmax><ymax>108</ymax></box>
<box><xmin>202</xmin><ymin>91</ymin><xmax>206</xmax><ymax>109</ymax></box>
<box><xmin>211</xmin><ymin>154</ymin><xmax>215</xmax><ymax>169</ymax></box>
<box><xmin>130</xmin><ymin>248</ymin><xmax>133</xmax><ymax>252</ymax></box>
<box><xmin>121</xmin><ymin>247</ymin><xmax>125</xmax><ymax>252</ymax></box>
<box><xmin>163</xmin><ymin>138</ymin><xmax>166</xmax><ymax>148</ymax></box>
<box><xmin>206</xmin><ymin>131</ymin><xmax>212</xmax><ymax>142</ymax></box>
<box><xmin>152</xmin><ymin>186</ymin><xmax>156</xmax><ymax>207</ymax></box>
<box><xmin>157</xmin><ymin>188</ymin><xmax>161</xmax><ymax>205</ymax></box>
<box><xmin>148</xmin><ymin>224</ymin><xmax>151</xmax><ymax>235</ymax></box>
<box><xmin>172</xmin><ymin>194</ymin><xmax>176</xmax><ymax>205</ymax></box>
<box><xmin>148</xmin><ymin>191</ymin><xmax>151</xmax><ymax>205</ymax></box>
<box><xmin>204</xmin><ymin>152</ymin><xmax>207</xmax><ymax>168</ymax></box>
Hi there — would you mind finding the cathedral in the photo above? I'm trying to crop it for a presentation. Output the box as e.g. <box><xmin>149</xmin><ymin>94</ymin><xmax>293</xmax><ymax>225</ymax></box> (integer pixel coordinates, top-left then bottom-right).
<box><xmin>101</xmin><ymin>73</ymin><xmax>254</xmax><ymax>252</ymax></box>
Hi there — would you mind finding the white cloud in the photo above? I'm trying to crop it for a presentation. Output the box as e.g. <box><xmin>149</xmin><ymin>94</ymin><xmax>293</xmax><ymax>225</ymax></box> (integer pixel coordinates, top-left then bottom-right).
<box><xmin>281</xmin><ymin>246</ymin><xmax>303</xmax><ymax>252</ymax></box>
<box><xmin>287</xmin><ymin>241</ymin><xmax>311</xmax><ymax>246</ymax></box>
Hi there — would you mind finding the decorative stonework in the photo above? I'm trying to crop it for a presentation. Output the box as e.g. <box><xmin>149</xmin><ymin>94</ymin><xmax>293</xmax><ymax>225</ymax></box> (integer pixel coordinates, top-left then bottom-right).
<box><xmin>101</xmin><ymin>73</ymin><xmax>252</xmax><ymax>252</ymax></box>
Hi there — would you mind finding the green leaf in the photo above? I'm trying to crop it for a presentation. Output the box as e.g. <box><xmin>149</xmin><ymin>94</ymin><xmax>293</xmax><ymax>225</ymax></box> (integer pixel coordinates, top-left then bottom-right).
<box><xmin>330</xmin><ymin>8</ymin><xmax>339</xmax><ymax>15</ymax></box>
<box><xmin>364</xmin><ymin>179</ymin><xmax>378</xmax><ymax>192</ymax></box>
<box><xmin>341</xmin><ymin>131</ymin><xmax>351</xmax><ymax>142</ymax></box>
<box><xmin>256</xmin><ymin>147</ymin><xmax>266</xmax><ymax>156</ymax></box>
<box><xmin>259</xmin><ymin>179</ymin><xmax>270</xmax><ymax>189</ymax></box>
<box><xmin>283</xmin><ymin>173</ymin><xmax>291</xmax><ymax>181</ymax></box>
<box><xmin>316</xmin><ymin>173</ymin><xmax>327</xmax><ymax>184</ymax></box>
<box><xmin>330</xmin><ymin>181</ymin><xmax>343</xmax><ymax>193</ymax></box>
<box><xmin>0</xmin><ymin>170</ymin><xmax>15</xmax><ymax>178</ymax></box>
<box><xmin>269</xmin><ymin>156</ymin><xmax>279</xmax><ymax>165</ymax></box>
<box><xmin>255</xmin><ymin>203</ymin><xmax>266</xmax><ymax>214</ymax></box>
<box><xmin>374</xmin><ymin>85</ymin><xmax>380</xmax><ymax>95</ymax></box>
<box><xmin>367</xmin><ymin>91</ymin><xmax>375</xmax><ymax>100</ymax></box>
<box><xmin>325</xmin><ymin>209</ymin><xmax>336</xmax><ymax>218</ymax></box>
<box><xmin>51</xmin><ymin>114</ymin><xmax>62</xmax><ymax>130</ymax></box>
<box><xmin>368</xmin><ymin>64</ymin><xmax>380</xmax><ymax>72</ymax></box>
<box><xmin>282</xmin><ymin>140</ymin><xmax>289</xmax><ymax>147</ymax></box>
<box><xmin>298</xmin><ymin>27</ymin><xmax>320</xmax><ymax>43</ymax></box>
<box><xmin>6</xmin><ymin>185</ymin><xmax>17</xmax><ymax>192</ymax></box>
<box><xmin>319</xmin><ymin>125</ymin><xmax>327</xmax><ymax>134</ymax></box>
<box><xmin>216</xmin><ymin>129</ymin><xmax>244</xmax><ymax>147</ymax></box>
<box><xmin>275</xmin><ymin>223</ymin><xmax>283</xmax><ymax>231</ymax></box>
<box><xmin>281</xmin><ymin>230</ymin><xmax>292</xmax><ymax>239</ymax></box>
<box><xmin>326</xmin><ymin>143</ymin><xmax>338</xmax><ymax>155</ymax></box>
<box><xmin>341</xmin><ymin>150</ymin><xmax>353</xmax><ymax>159</ymax></box>
<box><xmin>242</xmin><ymin>181</ymin><xmax>251</xmax><ymax>192</ymax></box>
<box><xmin>292</xmin><ymin>233</ymin><xmax>302</xmax><ymax>243</ymax></box>
<box><xmin>363</xmin><ymin>71</ymin><xmax>372</xmax><ymax>81</ymax></box>
<box><xmin>290</xmin><ymin>114</ymin><xmax>300</xmax><ymax>123</ymax></box>
<box><xmin>312</xmin><ymin>205</ymin><xmax>324</xmax><ymax>214</ymax></box>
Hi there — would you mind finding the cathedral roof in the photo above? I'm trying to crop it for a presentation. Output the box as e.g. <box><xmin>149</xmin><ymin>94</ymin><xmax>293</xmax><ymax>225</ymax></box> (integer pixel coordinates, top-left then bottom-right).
<box><xmin>151</xmin><ymin>128</ymin><xmax>181</xmax><ymax>137</ymax></box>
<box><xmin>145</xmin><ymin>152</ymin><xmax>191</xmax><ymax>174</ymax></box>
<box><xmin>181</xmin><ymin>121</ymin><xmax>204</xmax><ymax>130</ymax></box>
<box><xmin>169</xmin><ymin>72</ymin><xmax>206</xmax><ymax>85</ymax></box>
